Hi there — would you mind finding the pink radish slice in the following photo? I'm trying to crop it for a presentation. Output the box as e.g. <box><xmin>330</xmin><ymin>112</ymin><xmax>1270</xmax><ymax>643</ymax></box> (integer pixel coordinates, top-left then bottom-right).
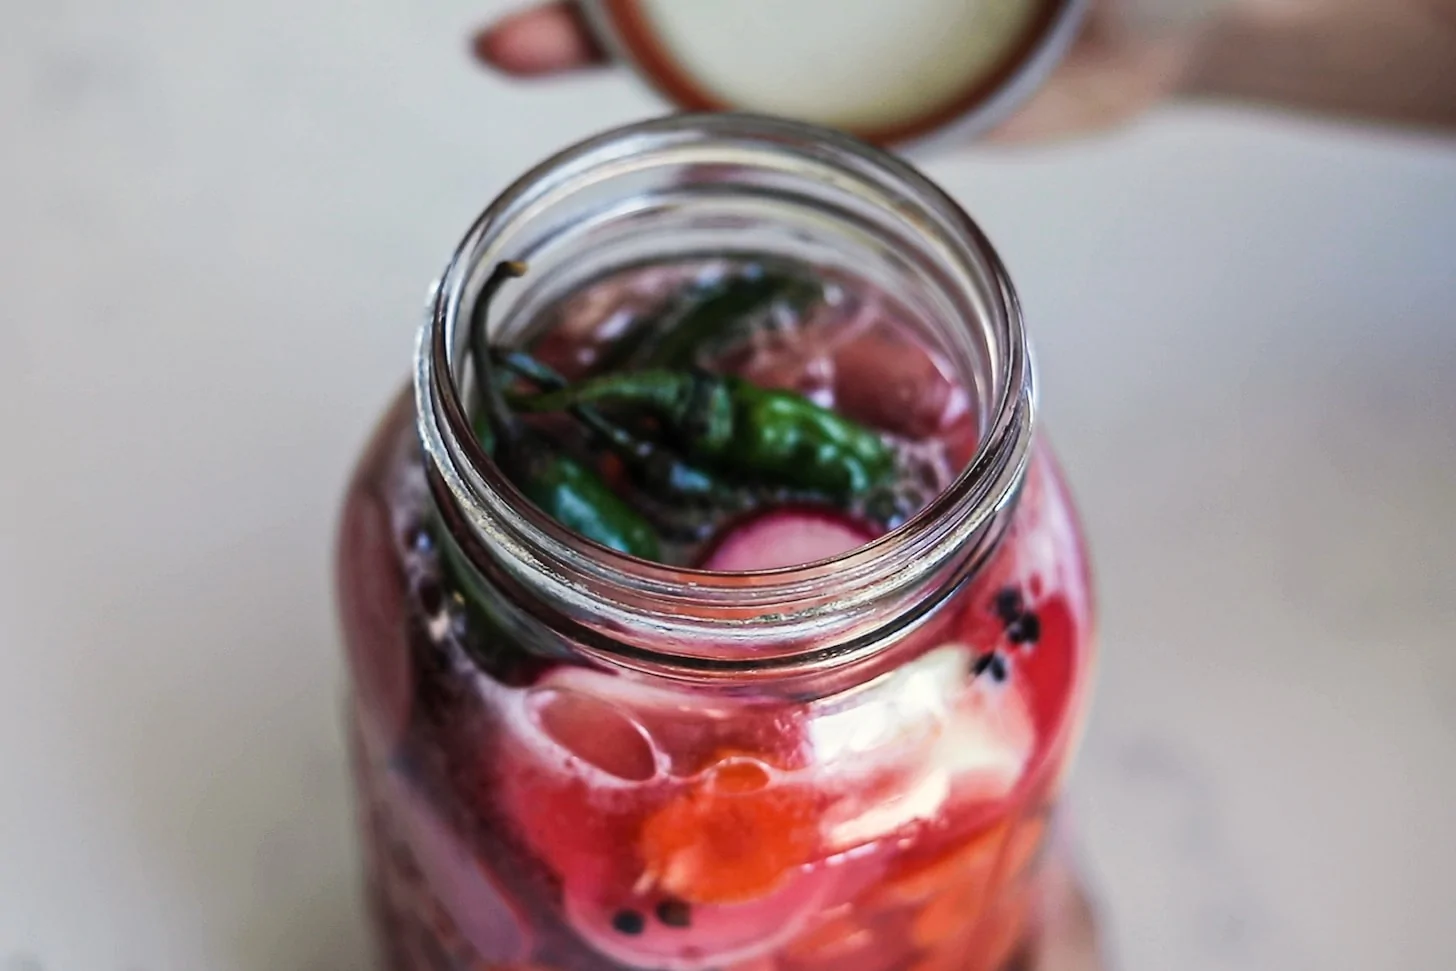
<box><xmin>701</xmin><ymin>507</ymin><xmax>876</xmax><ymax>572</ymax></box>
<box><xmin>831</xmin><ymin>329</ymin><xmax>966</xmax><ymax>439</ymax></box>
<box><xmin>534</xmin><ymin>665</ymin><xmax>806</xmax><ymax>777</ymax></box>
<box><xmin>529</xmin><ymin>687</ymin><xmax>659</xmax><ymax>782</ymax></box>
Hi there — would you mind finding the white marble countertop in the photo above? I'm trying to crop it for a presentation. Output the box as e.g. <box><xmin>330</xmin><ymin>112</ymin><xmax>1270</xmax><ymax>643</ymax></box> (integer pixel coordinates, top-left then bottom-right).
<box><xmin>2</xmin><ymin>2</ymin><xmax>1453</xmax><ymax>970</ymax></box>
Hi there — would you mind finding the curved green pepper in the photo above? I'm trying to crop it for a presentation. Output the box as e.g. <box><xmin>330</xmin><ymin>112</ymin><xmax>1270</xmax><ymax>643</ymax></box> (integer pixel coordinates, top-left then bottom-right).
<box><xmin>638</xmin><ymin>270</ymin><xmax>823</xmax><ymax>369</ymax></box>
<box><xmin>724</xmin><ymin>379</ymin><xmax>896</xmax><ymax>496</ymax></box>
<box><xmin>588</xmin><ymin>267</ymin><xmax>822</xmax><ymax>374</ymax></box>
<box><xmin>512</xmin><ymin>449</ymin><xmax>661</xmax><ymax>559</ymax></box>
<box><xmin>492</xmin><ymin>349</ymin><xmax>740</xmax><ymax>507</ymax></box>
<box><xmin>469</xmin><ymin>262</ymin><xmax>662</xmax><ymax>560</ymax></box>
<box><xmin>514</xmin><ymin>369</ymin><xmax>895</xmax><ymax>499</ymax></box>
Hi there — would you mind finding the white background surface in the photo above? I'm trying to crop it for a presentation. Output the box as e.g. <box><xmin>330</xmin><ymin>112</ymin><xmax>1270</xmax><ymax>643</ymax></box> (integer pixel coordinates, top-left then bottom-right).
<box><xmin>2</xmin><ymin>2</ymin><xmax>1454</xmax><ymax>970</ymax></box>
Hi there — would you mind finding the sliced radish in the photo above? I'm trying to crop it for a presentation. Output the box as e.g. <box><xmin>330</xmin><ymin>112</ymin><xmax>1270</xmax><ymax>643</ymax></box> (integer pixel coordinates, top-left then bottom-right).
<box><xmin>532</xmin><ymin>665</ymin><xmax>807</xmax><ymax>777</ymax></box>
<box><xmin>931</xmin><ymin>675</ymin><xmax>1035</xmax><ymax>801</ymax></box>
<box><xmin>529</xmin><ymin>687</ymin><xmax>660</xmax><ymax>783</ymax></box>
<box><xmin>806</xmin><ymin>645</ymin><xmax>969</xmax><ymax>767</ymax></box>
<box><xmin>700</xmin><ymin>507</ymin><xmax>876</xmax><ymax>572</ymax></box>
<box><xmin>831</xmin><ymin>327</ymin><xmax>967</xmax><ymax>439</ymax></box>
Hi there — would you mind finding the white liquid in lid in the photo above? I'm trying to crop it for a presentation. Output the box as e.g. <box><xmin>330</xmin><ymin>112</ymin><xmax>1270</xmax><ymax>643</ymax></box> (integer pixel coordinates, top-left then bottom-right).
<box><xmin>635</xmin><ymin>0</ymin><xmax>1044</xmax><ymax>131</ymax></box>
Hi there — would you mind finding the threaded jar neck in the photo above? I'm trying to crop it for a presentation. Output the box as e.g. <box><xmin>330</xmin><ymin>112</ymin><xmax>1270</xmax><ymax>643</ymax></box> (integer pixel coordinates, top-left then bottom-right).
<box><xmin>415</xmin><ymin>113</ymin><xmax>1035</xmax><ymax>680</ymax></box>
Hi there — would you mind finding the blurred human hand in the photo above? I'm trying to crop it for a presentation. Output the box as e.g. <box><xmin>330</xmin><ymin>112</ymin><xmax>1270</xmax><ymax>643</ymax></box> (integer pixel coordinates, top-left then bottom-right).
<box><xmin>472</xmin><ymin>0</ymin><xmax>1456</xmax><ymax>141</ymax></box>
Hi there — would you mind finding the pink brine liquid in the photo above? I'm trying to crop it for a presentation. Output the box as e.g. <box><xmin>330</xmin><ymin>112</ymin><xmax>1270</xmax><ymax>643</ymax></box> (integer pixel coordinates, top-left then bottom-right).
<box><xmin>337</xmin><ymin>260</ymin><xmax>1095</xmax><ymax>971</ymax></box>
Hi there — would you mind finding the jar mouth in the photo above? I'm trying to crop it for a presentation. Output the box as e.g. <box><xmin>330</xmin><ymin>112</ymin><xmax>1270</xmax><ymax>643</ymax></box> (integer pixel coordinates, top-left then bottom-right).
<box><xmin>416</xmin><ymin>113</ymin><xmax>1034</xmax><ymax>675</ymax></box>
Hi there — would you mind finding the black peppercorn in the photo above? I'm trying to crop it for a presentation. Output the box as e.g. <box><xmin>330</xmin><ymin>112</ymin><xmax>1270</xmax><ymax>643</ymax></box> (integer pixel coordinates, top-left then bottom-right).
<box><xmin>993</xmin><ymin>587</ymin><xmax>1023</xmax><ymax>623</ymax></box>
<box><xmin>1007</xmin><ymin>612</ymin><xmax>1041</xmax><ymax>645</ymax></box>
<box><xmin>656</xmin><ymin>898</ymin><xmax>692</xmax><ymax>928</ymax></box>
<box><xmin>973</xmin><ymin>651</ymin><xmax>1009</xmax><ymax>683</ymax></box>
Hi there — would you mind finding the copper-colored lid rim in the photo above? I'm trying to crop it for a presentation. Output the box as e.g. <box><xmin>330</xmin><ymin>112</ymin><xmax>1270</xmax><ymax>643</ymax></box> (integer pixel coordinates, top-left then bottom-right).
<box><xmin>586</xmin><ymin>0</ymin><xmax>1089</xmax><ymax>145</ymax></box>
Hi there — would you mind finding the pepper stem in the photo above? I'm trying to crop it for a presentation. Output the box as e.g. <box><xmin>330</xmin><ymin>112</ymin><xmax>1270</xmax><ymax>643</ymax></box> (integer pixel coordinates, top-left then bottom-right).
<box><xmin>493</xmin><ymin>349</ymin><xmax>741</xmax><ymax>507</ymax></box>
<box><xmin>510</xmin><ymin>369</ymin><xmax>692</xmax><ymax>417</ymax></box>
<box><xmin>492</xmin><ymin>350</ymin><xmax>637</xmax><ymax>449</ymax></box>
<box><xmin>469</xmin><ymin>260</ymin><xmax>529</xmax><ymax>448</ymax></box>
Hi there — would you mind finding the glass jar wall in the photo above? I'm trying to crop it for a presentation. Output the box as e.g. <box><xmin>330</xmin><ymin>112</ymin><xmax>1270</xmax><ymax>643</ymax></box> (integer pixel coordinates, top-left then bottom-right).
<box><xmin>336</xmin><ymin>115</ymin><xmax>1095</xmax><ymax>971</ymax></box>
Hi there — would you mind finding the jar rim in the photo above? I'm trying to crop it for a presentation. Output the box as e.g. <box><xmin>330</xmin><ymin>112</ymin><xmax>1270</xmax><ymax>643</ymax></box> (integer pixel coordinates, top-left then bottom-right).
<box><xmin>415</xmin><ymin>113</ymin><xmax>1035</xmax><ymax>675</ymax></box>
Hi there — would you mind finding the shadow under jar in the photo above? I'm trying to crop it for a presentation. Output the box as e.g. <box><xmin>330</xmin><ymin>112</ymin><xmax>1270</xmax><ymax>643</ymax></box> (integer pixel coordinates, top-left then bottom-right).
<box><xmin>337</xmin><ymin>115</ymin><xmax>1096</xmax><ymax>971</ymax></box>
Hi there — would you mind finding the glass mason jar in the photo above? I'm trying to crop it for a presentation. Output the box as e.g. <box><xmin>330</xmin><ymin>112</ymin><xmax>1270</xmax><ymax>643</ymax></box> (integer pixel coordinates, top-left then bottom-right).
<box><xmin>337</xmin><ymin>114</ymin><xmax>1095</xmax><ymax>971</ymax></box>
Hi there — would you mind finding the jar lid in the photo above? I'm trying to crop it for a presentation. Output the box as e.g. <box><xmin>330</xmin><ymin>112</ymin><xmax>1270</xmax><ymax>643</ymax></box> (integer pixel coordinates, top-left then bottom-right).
<box><xmin>580</xmin><ymin>0</ymin><xmax>1089</xmax><ymax>146</ymax></box>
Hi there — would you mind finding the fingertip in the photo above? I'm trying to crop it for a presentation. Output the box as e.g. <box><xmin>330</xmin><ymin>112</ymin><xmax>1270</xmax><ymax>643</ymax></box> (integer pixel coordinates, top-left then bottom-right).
<box><xmin>470</xmin><ymin>22</ymin><xmax>510</xmax><ymax>69</ymax></box>
<box><xmin>472</xmin><ymin>4</ymin><xmax>606</xmax><ymax>77</ymax></box>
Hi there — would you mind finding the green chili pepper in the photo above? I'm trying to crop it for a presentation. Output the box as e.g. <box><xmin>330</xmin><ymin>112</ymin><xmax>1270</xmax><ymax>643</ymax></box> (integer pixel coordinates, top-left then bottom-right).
<box><xmin>492</xmin><ymin>349</ymin><xmax>741</xmax><ymax>508</ymax></box>
<box><xmin>725</xmin><ymin>379</ymin><xmax>895</xmax><ymax>496</ymax></box>
<box><xmin>469</xmin><ymin>262</ymin><xmax>662</xmax><ymax>561</ymax></box>
<box><xmin>587</xmin><ymin>267</ymin><xmax>821</xmax><ymax>375</ymax></box>
<box><xmin>431</xmin><ymin>513</ymin><xmax>564</xmax><ymax>682</ymax></box>
<box><xmin>469</xmin><ymin>260</ymin><xmax>529</xmax><ymax>439</ymax></box>
<box><xmin>511</xmin><ymin>448</ymin><xmax>662</xmax><ymax>559</ymax></box>
<box><xmin>639</xmin><ymin>269</ymin><xmax>822</xmax><ymax>369</ymax></box>
<box><xmin>514</xmin><ymin>369</ymin><xmax>895</xmax><ymax>499</ymax></box>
